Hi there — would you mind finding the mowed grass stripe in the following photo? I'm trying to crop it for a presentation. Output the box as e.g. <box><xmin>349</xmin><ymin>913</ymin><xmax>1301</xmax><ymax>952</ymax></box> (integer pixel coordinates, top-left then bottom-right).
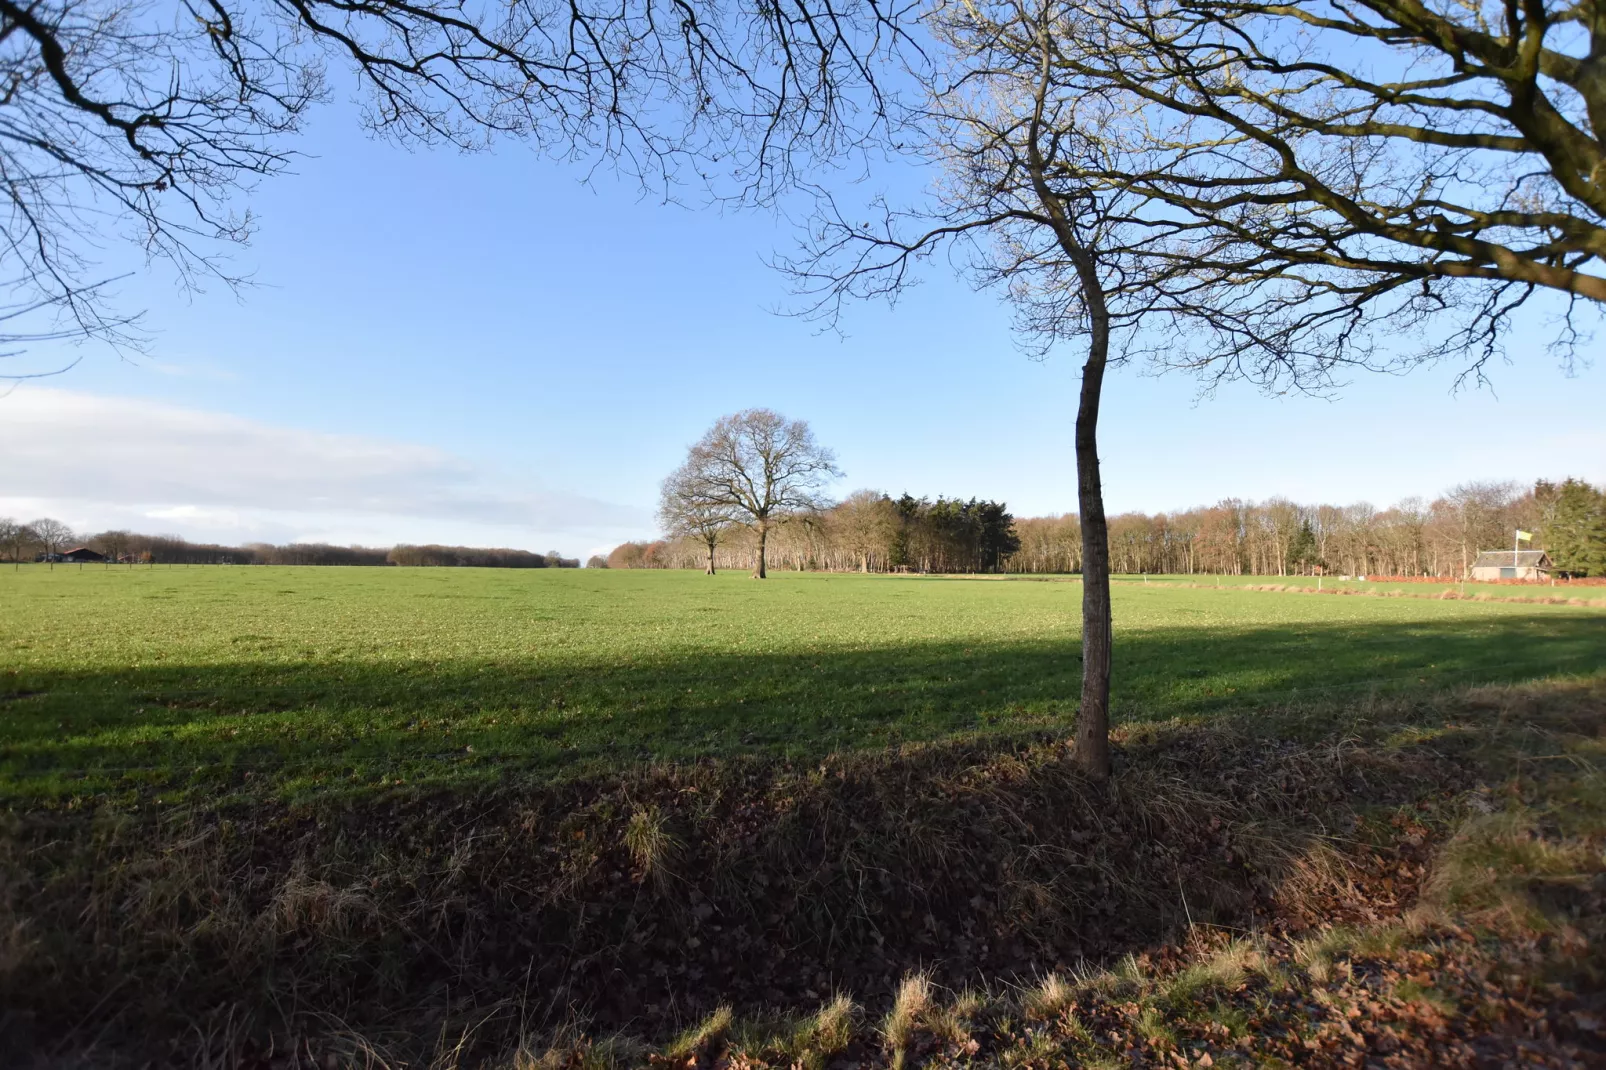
<box><xmin>2</xmin><ymin>566</ymin><xmax>1601</xmax><ymax>804</ymax></box>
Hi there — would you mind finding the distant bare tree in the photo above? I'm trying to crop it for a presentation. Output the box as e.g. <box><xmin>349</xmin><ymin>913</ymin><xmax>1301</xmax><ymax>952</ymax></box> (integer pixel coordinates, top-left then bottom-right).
<box><xmin>832</xmin><ymin>490</ymin><xmax>898</xmax><ymax>572</ymax></box>
<box><xmin>1444</xmin><ymin>482</ymin><xmax>1521</xmax><ymax>577</ymax></box>
<box><xmin>0</xmin><ymin>518</ymin><xmax>27</xmax><ymax>569</ymax></box>
<box><xmin>92</xmin><ymin>529</ymin><xmax>132</xmax><ymax>564</ymax></box>
<box><xmin>607</xmin><ymin>542</ymin><xmax>650</xmax><ymax>569</ymax></box>
<box><xmin>660</xmin><ymin>464</ymin><xmax>741</xmax><ymax>575</ymax></box>
<box><xmin>29</xmin><ymin>517</ymin><xmax>72</xmax><ymax>567</ymax></box>
<box><xmin>672</xmin><ymin>409</ymin><xmax>841</xmax><ymax>579</ymax></box>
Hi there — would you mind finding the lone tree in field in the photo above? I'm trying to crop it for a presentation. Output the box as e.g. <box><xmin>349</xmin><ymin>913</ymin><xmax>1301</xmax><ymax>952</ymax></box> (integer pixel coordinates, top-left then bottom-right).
<box><xmin>672</xmin><ymin>410</ymin><xmax>841</xmax><ymax>579</ymax></box>
<box><xmin>660</xmin><ymin>465</ymin><xmax>741</xmax><ymax>574</ymax></box>
<box><xmin>791</xmin><ymin>0</ymin><xmax>1230</xmax><ymax>777</ymax></box>
<box><xmin>786</xmin><ymin>0</ymin><xmax>1606</xmax><ymax>779</ymax></box>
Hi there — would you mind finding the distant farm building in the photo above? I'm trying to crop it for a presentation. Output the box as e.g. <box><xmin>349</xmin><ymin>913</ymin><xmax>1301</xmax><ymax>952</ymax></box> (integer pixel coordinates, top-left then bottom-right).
<box><xmin>61</xmin><ymin>547</ymin><xmax>106</xmax><ymax>563</ymax></box>
<box><xmin>1469</xmin><ymin>550</ymin><xmax>1551</xmax><ymax>580</ymax></box>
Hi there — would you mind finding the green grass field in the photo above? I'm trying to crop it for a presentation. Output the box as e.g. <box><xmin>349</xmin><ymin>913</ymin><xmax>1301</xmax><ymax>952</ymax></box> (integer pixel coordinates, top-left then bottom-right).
<box><xmin>1108</xmin><ymin>571</ymin><xmax>1606</xmax><ymax>601</ymax></box>
<box><xmin>3</xmin><ymin>564</ymin><xmax>1602</xmax><ymax>804</ymax></box>
<box><xmin>6</xmin><ymin>564</ymin><xmax>1605</xmax><ymax>1066</ymax></box>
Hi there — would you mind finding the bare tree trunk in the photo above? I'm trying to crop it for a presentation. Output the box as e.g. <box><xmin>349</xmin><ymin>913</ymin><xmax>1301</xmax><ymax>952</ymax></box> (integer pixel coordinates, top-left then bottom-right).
<box><xmin>1072</xmin><ymin>267</ymin><xmax>1113</xmax><ymax>783</ymax></box>
<box><xmin>705</xmin><ymin>539</ymin><xmax>716</xmax><ymax>575</ymax></box>
<box><xmin>753</xmin><ymin>523</ymin><xmax>768</xmax><ymax>579</ymax></box>
<box><xmin>1022</xmin><ymin>84</ymin><xmax>1112</xmax><ymax>781</ymax></box>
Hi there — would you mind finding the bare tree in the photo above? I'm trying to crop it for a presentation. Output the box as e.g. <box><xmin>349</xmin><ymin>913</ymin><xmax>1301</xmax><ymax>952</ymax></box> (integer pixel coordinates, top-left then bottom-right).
<box><xmin>0</xmin><ymin>0</ymin><xmax>910</xmax><ymax>376</ymax></box>
<box><xmin>660</xmin><ymin>463</ymin><xmax>741</xmax><ymax>574</ymax></box>
<box><xmin>951</xmin><ymin>0</ymin><xmax>1606</xmax><ymax>382</ymax></box>
<box><xmin>671</xmin><ymin>409</ymin><xmax>841</xmax><ymax>579</ymax></box>
<box><xmin>1445</xmin><ymin>481</ymin><xmax>1520</xmax><ymax>577</ymax></box>
<box><xmin>29</xmin><ymin>517</ymin><xmax>71</xmax><ymax>567</ymax></box>
<box><xmin>0</xmin><ymin>517</ymin><xmax>26</xmax><ymax>569</ymax></box>
<box><xmin>0</xmin><ymin>0</ymin><xmax>318</xmax><ymax>372</ymax></box>
<box><xmin>786</xmin><ymin>0</ymin><xmax>1606</xmax><ymax>779</ymax></box>
<box><xmin>789</xmin><ymin>0</ymin><xmax>1425</xmax><ymax>779</ymax></box>
<box><xmin>92</xmin><ymin>529</ymin><xmax>131</xmax><ymax>564</ymax></box>
<box><xmin>833</xmin><ymin>489</ymin><xmax>899</xmax><ymax>571</ymax></box>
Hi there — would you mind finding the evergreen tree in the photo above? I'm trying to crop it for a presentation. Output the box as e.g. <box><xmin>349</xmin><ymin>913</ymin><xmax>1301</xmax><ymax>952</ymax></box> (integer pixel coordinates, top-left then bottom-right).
<box><xmin>1545</xmin><ymin>479</ymin><xmax>1606</xmax><ymax>577</ymax></box>
<box><xmin>976</xmin><ymin>500</ymin><xmax>1021</xmax><ymax>572</ymax></box>
<box><xmin>1287</xmin><ymin>519</ymin><xmax>1320</xmax><ymax>574</ymax></box>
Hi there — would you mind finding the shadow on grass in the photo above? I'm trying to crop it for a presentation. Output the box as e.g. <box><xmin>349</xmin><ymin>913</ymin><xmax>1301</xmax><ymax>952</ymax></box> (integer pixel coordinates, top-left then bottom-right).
<box><xmin>4</xmin><ymin>612</ymin><xmax>1602</xmax><ymax>802</ymax></box>
<box><xmin>3</xmin><ymin>607</ymin><xmax>1606</xmax><ymax>800</ymax></box>
<box><xmin>3</xmin><ymin>672</ymin><xmax>1601</xmax><ymax>1068</ymax></box>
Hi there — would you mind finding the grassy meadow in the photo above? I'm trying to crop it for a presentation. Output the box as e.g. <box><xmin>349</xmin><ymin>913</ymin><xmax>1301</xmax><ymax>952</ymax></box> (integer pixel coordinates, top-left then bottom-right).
<box><xmin>5</xmin><ymin>563</ymin><xmax>1605</xmax><ymax>1066</ymax></box>
<box><xmin>1109</xmin><ymin>570</ymin><xmax>1606</xmax><ymax>601</ymax></box>
<box><xmin>2</xmin><ymin>563</ymin><xmax>1602</xmax><ymax>804</ymax></box>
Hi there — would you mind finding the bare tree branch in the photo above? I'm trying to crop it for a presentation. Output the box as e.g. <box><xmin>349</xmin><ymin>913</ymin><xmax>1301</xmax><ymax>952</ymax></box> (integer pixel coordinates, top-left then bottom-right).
<box><xmin>0</xmin><ymin>0</ymin><xmax>914</xmax><ymax>371</ymax></box>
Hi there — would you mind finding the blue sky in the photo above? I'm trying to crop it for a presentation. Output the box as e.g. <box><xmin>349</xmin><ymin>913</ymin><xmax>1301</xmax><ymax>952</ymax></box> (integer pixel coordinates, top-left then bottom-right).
<box><xmin>3</xmin><ymin>104</ymin><xmax>1602</xmax><ymax>561</ymax></box>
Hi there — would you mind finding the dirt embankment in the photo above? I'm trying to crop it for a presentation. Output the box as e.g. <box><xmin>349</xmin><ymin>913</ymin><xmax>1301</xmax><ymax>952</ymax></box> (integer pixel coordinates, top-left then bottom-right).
<box><xmin>2</xmin><ymin>681</ymin><xmax>1602</xmax><ymax>1068</ymax></box>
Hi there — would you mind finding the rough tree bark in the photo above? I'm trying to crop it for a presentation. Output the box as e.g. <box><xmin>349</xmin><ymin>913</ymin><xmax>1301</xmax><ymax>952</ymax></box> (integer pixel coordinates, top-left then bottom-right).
<box><xmin>753</xmin><ymin>523</ymin><xmax>769</xmax><ymax>579</ymax></box>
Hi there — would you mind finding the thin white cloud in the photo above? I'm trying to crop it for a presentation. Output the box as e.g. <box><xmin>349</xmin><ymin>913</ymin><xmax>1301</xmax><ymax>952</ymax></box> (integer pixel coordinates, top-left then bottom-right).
<box><xmin>0</xmin><ymin>387</ymin><xmax>646</xmax><ymax>548</ymax></box>
<box><xmin>143</xmin><ymin>360</ymin><xmax>241</xmax><ymax>382</ymax></box>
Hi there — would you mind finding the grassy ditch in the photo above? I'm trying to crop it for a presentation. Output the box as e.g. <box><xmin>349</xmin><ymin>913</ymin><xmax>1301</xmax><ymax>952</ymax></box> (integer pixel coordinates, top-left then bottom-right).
<box><xmin>2</xmin><ymin>675</ymin><xmax>1602</xmax><ymax>1067</ymax></box>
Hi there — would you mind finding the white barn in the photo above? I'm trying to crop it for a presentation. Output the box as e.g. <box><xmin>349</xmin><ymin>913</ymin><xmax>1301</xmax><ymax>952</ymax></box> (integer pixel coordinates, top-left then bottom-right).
<box><xmin>1469</xmin><ymin>550</ymin><xmax>1552</xmax><ymax>581</ymax></box>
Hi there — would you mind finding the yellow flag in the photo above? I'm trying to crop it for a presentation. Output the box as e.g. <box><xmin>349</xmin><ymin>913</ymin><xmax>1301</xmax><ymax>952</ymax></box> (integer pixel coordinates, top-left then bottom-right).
<box><xmin>1516</xmin><ymin>530</ymin><xmax>1533</xmax><ymax>542</ymax></box>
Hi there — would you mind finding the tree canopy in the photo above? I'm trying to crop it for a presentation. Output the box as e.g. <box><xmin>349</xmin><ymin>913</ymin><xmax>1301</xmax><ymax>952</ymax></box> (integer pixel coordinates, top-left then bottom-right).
<box><xmin>667</xmin><ymin>409</ymin><xmax>841</xmax><ymax>578</ymax></box>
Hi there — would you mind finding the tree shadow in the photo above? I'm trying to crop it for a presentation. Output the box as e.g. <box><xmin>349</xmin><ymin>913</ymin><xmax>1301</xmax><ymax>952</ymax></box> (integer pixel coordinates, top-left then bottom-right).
<box><xmin>4</xmin><ymin>611</ymin><xmax>1601</xmax><ymax>801</ymax></box>
<box><xmin>6</xmin><ymin>672</ymin><xmax>1601</xmax><ymax>1064</ymax></box>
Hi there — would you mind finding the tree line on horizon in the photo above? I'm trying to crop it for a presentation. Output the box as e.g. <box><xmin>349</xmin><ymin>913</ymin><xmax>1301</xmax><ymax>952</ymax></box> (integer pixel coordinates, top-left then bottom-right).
<box><xmin>0</xmin><ymin>521</ymin><xmax>581</xmax><ymax>569</ymax></box>
<box><xmin>604</xmin><ymin>477</ymin><xmax>1606</xmax><ymax>579</ymax></box>
<box><xmin>607</xmin><ymin>490</ymin><xmax>1022</xmax><ymax>574</ymax></box>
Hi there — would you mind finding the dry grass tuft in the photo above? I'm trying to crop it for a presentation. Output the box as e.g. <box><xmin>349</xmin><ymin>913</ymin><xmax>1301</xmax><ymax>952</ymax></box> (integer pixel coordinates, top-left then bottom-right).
<box><xmin>624</xmin><ymin>804</ymin><xmax>680</xmax><ymax>889</ymax></box>
<box><xmin>803</xmin><ymin>993</ymin><xmax>856</xmax><ymax>1053</ymax></box>
<box><xmin>1164</xmin><ymin>938</ymin><xmax>1256</xmax><ymax>1004</ymax></box>
<box><xmin>1425</xmin><ymin>811</ymin><xmax>1601</xmax><ymax>929</ymax></box>
<box><xmin>0</xmin><ymin>911</ymin><xmax>35</xmax><ymax>986</ymax></box>
<box><xmin>1266</xmin><ymin>836</ymin><xmax>1359</xmax><ymax>915</ymax></box>
<box><xmin>1111</xmin><ymin>952</ymin><xmax>1150</xmax><ymax>993</ymax></box>
<box><xmin>882</xmin><ymin>972</ymin><xmax>932</xmax><ymax>1063</ymax></box>
<box><xmin>926</xmin><ymin>987</ymin><xmax>982</xmax><ymax>1045</ymax></box>
<box><xmin>270</xmin><ymin>864</ymin><xmax>378</xmax><ymax>936</ymax></box>
<box><xmin>1133</xmin><ymin>1004</ymin><xmax>1177</xmax><ymax>1049</ymax></box>
<box><xmin>666</xmin><ymin>1005</ymin><xmax>733</xmax><ymax>1060</ymax></box>
<box><xmin>1292</xmin><ymin>926</ymin><xmax>1357</xmax><ymax>982</ymax></box>
<box><xmin>521</xmin><ymin>1034</ymin><xmax>646</xmax><ymax>1070</ymax></box>
<box><xmin>1023</xmin><ymin>973</ymin><xmax>1076</xmax><ymax>1019</ymax></box>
